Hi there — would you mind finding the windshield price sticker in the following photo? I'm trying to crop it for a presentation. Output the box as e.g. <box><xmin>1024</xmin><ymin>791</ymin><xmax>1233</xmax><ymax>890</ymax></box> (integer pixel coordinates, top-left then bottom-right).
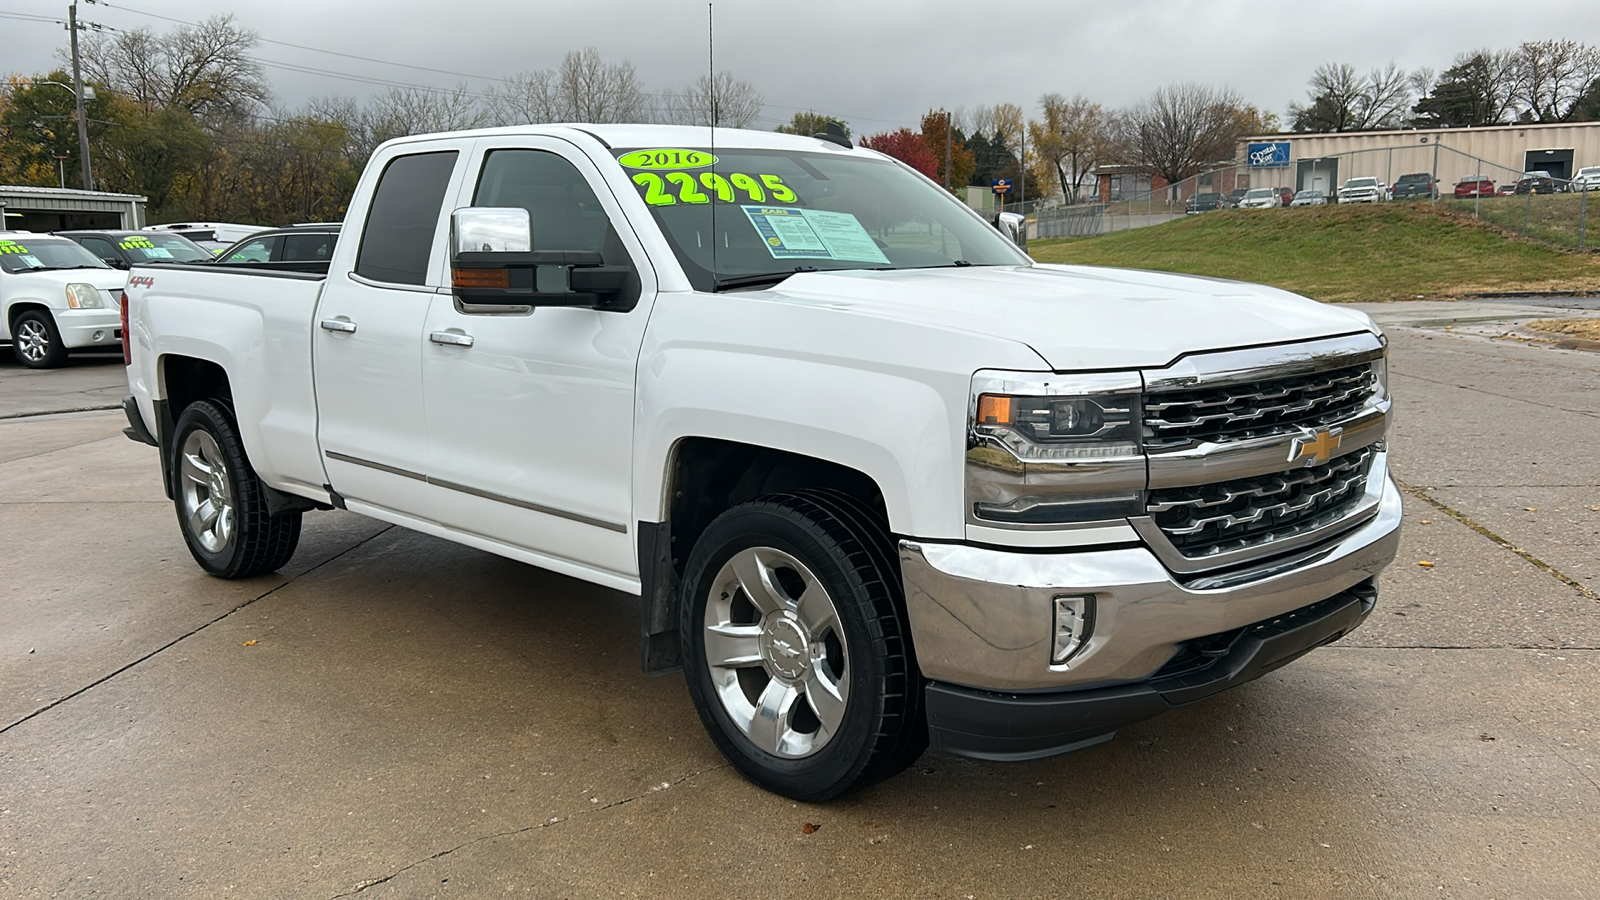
<box><xmin>741</xmin><ymin>207</ymin><xmax>890</xmax><ymax>265</ymax></box>
<box><xmin>0</xmin><ymin>240</ymin><xmax>30</xmax><ymax>255</ymax></box>
<box><xmin>632</xmin><ymin>171</ymin><xmax>798</xmax><ymax>207</ymax></box>
<box><xmin>119</xmin><ymin>236</ymin><xmax>156</xmax><ymax>250</ymax></box>
<box><xmin>140</xmin><ymin>246</ymin><xmax>175</xmax><ymax>259</ymax></box>
<box><xmin>618</xmin><ymin>148</ymin><xmax>718</xmax><ymax>170</ymax></box>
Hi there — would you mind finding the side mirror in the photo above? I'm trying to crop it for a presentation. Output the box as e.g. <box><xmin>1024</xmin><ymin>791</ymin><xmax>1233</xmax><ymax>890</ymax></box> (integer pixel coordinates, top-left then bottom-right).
<box><xmin>993</xmin><ymin>211</ymin><xmax>1027</xmax><ymax>251</ymax></box>
<box><xmin>449</xmin><ymin>207</ymin><xmax>632</xmax><ymax>309</ymax></box>
<box><xmin>104</xmin><ymin>257</ymin><xmax>128</xmax><ymax>269</ymax></box>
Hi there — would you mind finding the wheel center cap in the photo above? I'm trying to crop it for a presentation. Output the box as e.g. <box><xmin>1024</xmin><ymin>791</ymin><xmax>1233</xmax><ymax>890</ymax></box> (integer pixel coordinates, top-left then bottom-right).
<box><xmin>760</xmin><ymin>613</ymin><xmax>811</xmax><ymax>682</ymax></box>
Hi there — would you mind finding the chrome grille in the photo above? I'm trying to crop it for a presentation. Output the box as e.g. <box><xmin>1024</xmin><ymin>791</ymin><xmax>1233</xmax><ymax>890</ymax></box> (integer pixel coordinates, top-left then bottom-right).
<box><xmin>1144</xmin><ymin>363</ymin><xmax>1375</xmax><ymax>451</ymax></box>
<box><xmin>1147</xmin><ymin>447</ymin><xmax>1374</xmax><ymax>559</ymax></box>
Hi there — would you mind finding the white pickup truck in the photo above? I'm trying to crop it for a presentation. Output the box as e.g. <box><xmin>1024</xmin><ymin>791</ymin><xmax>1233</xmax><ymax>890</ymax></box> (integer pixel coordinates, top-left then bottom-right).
<box><xmin>122</xmin><ymin>124</ymin><xmax>1400</xmax><ymax>801</ymax></box>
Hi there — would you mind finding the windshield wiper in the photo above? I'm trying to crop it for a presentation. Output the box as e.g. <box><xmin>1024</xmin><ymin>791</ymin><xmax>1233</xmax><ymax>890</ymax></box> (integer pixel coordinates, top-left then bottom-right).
<box><xmin>712</xmin><ymin>267</ymin><xmax>818</xmax><ymax>292</ymax></box>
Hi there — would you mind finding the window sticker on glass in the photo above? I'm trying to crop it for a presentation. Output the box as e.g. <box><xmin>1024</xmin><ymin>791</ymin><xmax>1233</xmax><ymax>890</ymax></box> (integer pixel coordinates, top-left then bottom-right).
<box><xmin>741</xmin><ymin>207</ymin><xmax>890</xmax><ymax>264</ymax></box>
<box><xmin>0</xmin><ymin>240</ymin><xmax>30</xmax><ymax>255</ymax></box>
<box><xmin>618</xmin><ymin>148</ymin><xmax>718</xmax><ymax>170</ymax></box>
<box><xmin>138</xmin><ymin>247</ymin><xmax>175</xmax><ymax>259</ymax></box>
<box><xmin>119</xmin><ymin>236</ymin><xmax>156</xmax><ymax>251</ymax></box>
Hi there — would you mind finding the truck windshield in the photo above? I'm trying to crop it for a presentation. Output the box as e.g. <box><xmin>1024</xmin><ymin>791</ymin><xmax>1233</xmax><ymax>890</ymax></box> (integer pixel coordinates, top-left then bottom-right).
<box><xmin>0</xmin><ymin>236</ymin><xmax>111</xmax><ymax>274</ymax></box>
<box><xmin>610</xmin><ymin>146</ymin><xmax>1029</xmax><ymax>291</ymax></box>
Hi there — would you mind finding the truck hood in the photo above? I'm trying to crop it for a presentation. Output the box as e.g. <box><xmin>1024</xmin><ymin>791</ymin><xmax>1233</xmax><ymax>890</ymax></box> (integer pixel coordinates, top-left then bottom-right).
<box><xmin>760</xmin><ymin>264</ymin><xmax>1375</xmax><ymax>371</ymax></box>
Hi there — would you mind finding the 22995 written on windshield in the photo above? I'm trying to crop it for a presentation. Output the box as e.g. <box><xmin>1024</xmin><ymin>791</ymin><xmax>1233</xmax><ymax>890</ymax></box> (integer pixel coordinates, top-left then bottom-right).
<box><xmin>619</xmin><ymin>148</ymin><xmax>799</xmax><ymax>208</ymax></box>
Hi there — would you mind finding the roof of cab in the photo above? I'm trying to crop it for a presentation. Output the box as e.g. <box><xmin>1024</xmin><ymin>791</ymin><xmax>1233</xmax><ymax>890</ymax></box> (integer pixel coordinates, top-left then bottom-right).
<box><xmin>378</xmin><ymin>123</ymin><xmax>864</xmax><ymax>155</ymax></box>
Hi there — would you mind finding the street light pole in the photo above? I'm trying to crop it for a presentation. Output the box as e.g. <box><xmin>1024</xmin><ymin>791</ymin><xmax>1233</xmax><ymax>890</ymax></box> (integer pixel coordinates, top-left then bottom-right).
<box><xmin>68</xmin><ymin>1</ymin><xmax>93</xmax><ymax>190</ymax></box>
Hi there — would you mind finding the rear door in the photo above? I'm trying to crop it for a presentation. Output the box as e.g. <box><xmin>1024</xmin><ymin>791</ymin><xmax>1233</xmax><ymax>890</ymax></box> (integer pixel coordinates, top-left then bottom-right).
<box><xmin>419</xmin><ymin>137</ymin><xmax>655</xmax><ymax>581</ymax></box>
<box><xmin>313</xmin><ymin>145</ymin><xmax>471</xmax><ymax>515</ymax></box>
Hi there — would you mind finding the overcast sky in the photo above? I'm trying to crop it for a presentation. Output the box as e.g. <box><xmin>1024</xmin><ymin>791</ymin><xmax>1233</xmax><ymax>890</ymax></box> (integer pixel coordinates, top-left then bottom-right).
<box><xmin>5</xmin><ymin>0</ymin><xmax>1600</xmax><ymax>131</ymax></box>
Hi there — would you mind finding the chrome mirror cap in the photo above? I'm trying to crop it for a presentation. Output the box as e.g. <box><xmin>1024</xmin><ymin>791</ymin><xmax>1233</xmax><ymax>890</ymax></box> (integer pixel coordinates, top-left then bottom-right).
<box><xmin>451</xmin><ymin>207</ymin><xmax>532</xmax><ymax>256</ymax></box>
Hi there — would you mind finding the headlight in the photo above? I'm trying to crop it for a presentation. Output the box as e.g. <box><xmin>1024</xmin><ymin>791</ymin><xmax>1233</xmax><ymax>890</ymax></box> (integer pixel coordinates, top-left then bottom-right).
<box><xmin>967</xmin><ymin>371</ymin><xmax>1145</xmax><ymax>528</ymax></box>
<box><xmin>1371</xmin><ymin>356</ymin><xmax>1388</xmax><ymax>400</ymax></box>
<box><xmin>66</xmin><ymin>283</ymin><xmax>104</xmax><ymax>309</ymax></box>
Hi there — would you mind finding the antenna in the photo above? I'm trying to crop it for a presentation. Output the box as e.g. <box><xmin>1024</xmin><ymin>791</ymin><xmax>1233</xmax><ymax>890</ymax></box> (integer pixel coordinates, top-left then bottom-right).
<box><xmin>708</xmin><ymin>3</ymin><xmax>717</xmax><ymax>282</ymax></box>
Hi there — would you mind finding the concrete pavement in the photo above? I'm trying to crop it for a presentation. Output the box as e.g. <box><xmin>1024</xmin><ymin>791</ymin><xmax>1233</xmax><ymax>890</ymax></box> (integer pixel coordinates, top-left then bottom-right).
<box><xmin>1</xmin><ymin>309</ymin><xmax>1596</xmax><ymax>898</ymax></box>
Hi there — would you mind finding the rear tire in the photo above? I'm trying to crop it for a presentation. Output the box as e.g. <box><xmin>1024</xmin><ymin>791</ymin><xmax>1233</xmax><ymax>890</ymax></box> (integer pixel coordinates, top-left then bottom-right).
<box><xmin>680</xmin><ymin>491</ymin><xmax>924</xmax><ymax>801</ymax></box>
<box><xmin>171</xmin><ymin>400</ymin><xmax>301</xmax><ymax>578</ymax></box>
<box><xmin>12</xmin><ymin>309</ymin><xmax>67</xmax><ymax>369</ymax></box>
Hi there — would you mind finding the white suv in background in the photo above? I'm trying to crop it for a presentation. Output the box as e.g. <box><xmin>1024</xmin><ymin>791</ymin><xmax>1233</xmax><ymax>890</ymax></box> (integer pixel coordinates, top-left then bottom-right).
<box><xmin>1572</xmin><ymin>166</ymin><xmax>1600</xmax><ymax>191</ymax></box>
<box><xmin>0</xmin><ymin>232</ymin><xmax>129</xmax><ymax>368</ymax></box>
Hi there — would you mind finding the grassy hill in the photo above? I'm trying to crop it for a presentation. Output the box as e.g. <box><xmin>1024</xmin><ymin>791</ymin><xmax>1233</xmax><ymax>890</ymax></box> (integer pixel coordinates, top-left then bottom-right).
<box><xmin>1028</xmin><ymin>204</ymin><xmax>1600</xmax><ymax>303</ymax></box>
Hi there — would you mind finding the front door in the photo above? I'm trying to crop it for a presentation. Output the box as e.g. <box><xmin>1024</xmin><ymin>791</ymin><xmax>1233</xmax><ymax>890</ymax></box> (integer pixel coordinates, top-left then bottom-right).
<box><xmin>421</xmin><ymin>139</ymin><xmax>656</xmax><ymax>582</ymax></box>
<box><xmin>314</xmin><ymin>147</ymin><xmax>470</xmax><ymax>515</ymax></box>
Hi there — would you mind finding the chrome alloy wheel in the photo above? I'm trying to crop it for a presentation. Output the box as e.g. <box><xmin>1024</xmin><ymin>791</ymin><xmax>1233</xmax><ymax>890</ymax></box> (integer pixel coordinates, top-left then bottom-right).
<box><xmin>179</xmin><ymin>430</ymin><xmax>236</xmax><ymax>554</ymax></box>
<box><xmin>15</xmin><ymin>318</ymin><xmax>50</xmax><ymax>364</ymax></box>
<box><xmin>703</xmin><ymin>546</ymin><xmax>850</xmax><ymax>759</ymax></box>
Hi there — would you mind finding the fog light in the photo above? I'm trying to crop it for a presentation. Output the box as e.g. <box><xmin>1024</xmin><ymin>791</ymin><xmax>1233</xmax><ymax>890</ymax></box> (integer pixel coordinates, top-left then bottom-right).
<box><xmin>1052</xmin><ymin>595</ymin><xmax>1094</xmax><ymax>664</ymax></box>
<box><xmin>92</xmin><ymin>330</ymin><xmax>105</xmax><ymax>342</ymax></box>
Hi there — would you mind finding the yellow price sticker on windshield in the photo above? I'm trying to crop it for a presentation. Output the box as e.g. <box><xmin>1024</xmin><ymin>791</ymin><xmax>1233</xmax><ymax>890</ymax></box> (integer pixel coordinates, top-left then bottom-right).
<box><xmin>632</xmin><ymin>171</ymin><xmax>798</xmax><ymax>207</ymax></box>
<box><xmin>119</xmin><ymin>237</ymin><xmax>156</xmax><ymax>250</ymax></box>
<box><xmin>619</xmin><ymin>148</ymin><xmax>718</xmax><ymax>170</ymax></box>
<box><xmin>0</xmin><ymin>241</ymin><xmax>29</xmax><ymax>254</ymax></box>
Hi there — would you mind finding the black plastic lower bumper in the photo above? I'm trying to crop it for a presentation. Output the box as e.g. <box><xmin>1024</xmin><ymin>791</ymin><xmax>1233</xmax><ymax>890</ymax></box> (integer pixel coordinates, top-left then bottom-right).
<box><xmin>925</xmin><ymin>582</ymin><xmax>1377</xmax><ymax>761</ymax></box>
<box><xmin>122</xmin><ymin>395</ymin><xmax>158</xmax><ymax>447</ymax></box>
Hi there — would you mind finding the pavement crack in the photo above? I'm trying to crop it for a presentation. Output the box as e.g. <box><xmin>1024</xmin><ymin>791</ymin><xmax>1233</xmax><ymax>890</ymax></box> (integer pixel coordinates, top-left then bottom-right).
<box><xmin>0</xmin><ymin>404</ymin><xmax>121</xmax><ymax>421</ymax></box>
<box><xmin>1390</xmin><ymin>370</ymin><xmax>1600</xmax><ymax>420</ymax></box>
<box><xmin>1336</xmin><ymin>644</ymin><xmax>1600</xmax><ymax>650</ymax></box>
<box><xmin>1395</xmin><ymin>478</ymin><xmax>1599</xmax><ymax>602</ymax></box>
<box><xmin>0</xmin><ymin>525</ymin><xmax>394</xmax><ymax>737</ymax></box>
<box><xmin>329</xmin><ymin>763</ymin><xmax>732</xmax><ymax>898</ymax></box>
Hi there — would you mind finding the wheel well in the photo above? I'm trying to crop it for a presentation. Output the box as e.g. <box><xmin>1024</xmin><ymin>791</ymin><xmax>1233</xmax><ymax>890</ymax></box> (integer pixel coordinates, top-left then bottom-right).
<box><xmin>638</xmin><ymin>437</ymin><xmax>889</xmax><ymax>673</ymax></box>
<box><xmin>161</xmin><ymin>355</ymin><xmax>233</xmax><ymax>416</ymax></box>
<box><xmin>7</xmin><ymin>302</ymin><xmax>49</xmax><ymax>332</ymax></box>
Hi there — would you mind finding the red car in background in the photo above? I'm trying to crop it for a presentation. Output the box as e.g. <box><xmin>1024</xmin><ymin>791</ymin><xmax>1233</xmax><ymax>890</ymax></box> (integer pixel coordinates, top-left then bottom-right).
<box><xmin>1454</xmin><ymin>176</ymin><xmax>1496</xmax><ymax>198</ymax></box>
<box><xmin>1277</xmin><ymin>187</ymin><xmax>1294</xmax><ymax>207</ymax></box>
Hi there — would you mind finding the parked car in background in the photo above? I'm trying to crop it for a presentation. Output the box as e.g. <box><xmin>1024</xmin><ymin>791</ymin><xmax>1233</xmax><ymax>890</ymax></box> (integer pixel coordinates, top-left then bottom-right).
<box><xmin>1495</xmin><ymin>182</ymin><xmax>1518</xmax><ymax>196</ymax></box>
<box><xmin>1276</xmin><ymin>187</ymin><xmax>1294</xmax><ymax>207</ymax></box>
<box><xmin>1338</xmin><ymin>177</ymin><xmax>1385</xmax><ymax>203</ymax></box>
<box><xmin>1185</xmin><ymin>192</ymin><xmax>1228</xmax><ymax>213</ymax></box>
<box><xmin>0</xmin><ymin>231</ymin><xmax>128</xmax><ymax>367</ymax></box>
<box><xmin>1225</xmin><ymin>188</ymin><xmax>1249</xmax><ymax>207</ymax></box>
<box><xmin>1290</xmin><ymin>189</ymin><xmax>1327</xmax><ymax>207</ymax></box>
<box><xmin>144</xmin><ymin>222</ymin><xmax>268</xmax><ymax>254</ymax></box>
<box><xmin>1390</xmin><ymin>173</ymin><xmax>1438</xmax><ymax>200</ymax></box>
<box><xmin>56</xmin><ymin>230</ymin><xmax>214</xmax><ymax>269</ymax></box>
<box><xmin>213</xmin><ymin>224</ymin><xmax>341</xmax><ymax>273</ymax></box>
<box><xmin>1453</xmin><ymin>175</ymin><xmax>1496</xmax><ymax>198</ymax></box>
<box><xmin>1570</xmin><ymin>166</ymin><xmax>1600</xmax><ymax>191</ymax></box>
<box><xmin>1236</xmin><ymin>188</ymin><xmax>1280</xmax><ymax>209</ymax></box>
<box><xmin>1514</xmin><ymin>172</ymin><xmax>1559</xmax><ymax>195</ymax></box>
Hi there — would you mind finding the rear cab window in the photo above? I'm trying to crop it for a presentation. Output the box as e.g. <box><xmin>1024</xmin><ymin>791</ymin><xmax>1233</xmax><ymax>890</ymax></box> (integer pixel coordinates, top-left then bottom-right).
<box><xmin>355</xmin><ymin>151</ymin><xmax>459</xmax><ymax>285</ymax></box>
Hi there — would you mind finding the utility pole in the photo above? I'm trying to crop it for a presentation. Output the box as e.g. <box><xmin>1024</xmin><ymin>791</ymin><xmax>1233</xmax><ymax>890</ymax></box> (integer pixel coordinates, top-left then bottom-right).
<box><xmin>68</xmin><ymin>1</ymin><xmax>93</xmax><ymax>190</ymax></box>
<box><xmin>939</xmin><ymin>111</ymin><xmax>951</xmax><ymax>192</ymax></box>
<box><xmin>1018</xmin><ymin>126</ymin><xmax>1026</xmax><ymax>213</ymax></box>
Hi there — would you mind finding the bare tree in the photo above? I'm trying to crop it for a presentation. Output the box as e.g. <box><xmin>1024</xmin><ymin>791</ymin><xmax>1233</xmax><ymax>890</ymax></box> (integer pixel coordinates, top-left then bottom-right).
<box><xmin>72</xmin><ymin>15</ymin><xmax>268</xmax><ymax>121</ymax></box>
<box><xmin>484</xmin><ymin>48</ymin><xmax>649</xmax><ymax>124</ymax></box>
<box><xmin>659</xmin><ymin>71</ymin><xmax>764</xmax><ymax>128</ymax></box>
<box><xmin>1290</xmin><ymin>61</ymin><xmax>1413</xmax><ymax>131</ymax></box>
<box><xmin>1113</xmin><ymin>83</ymin><xmax>1245</xmax><ymax>191</ymax></box>
<box><xmin>1508</xmin><ymin>40</ymin><xmax>1600</xmax><ymax>122</ymax></box>
<box><xmin>352</xmin><ymin>84</ymin><xmax>489</xmax><ymax>158</ymax></box>
<box><xmin>1029</xmin><ymin>93</ymin><xmax>1107</xmax><ymax>203</ymax></box>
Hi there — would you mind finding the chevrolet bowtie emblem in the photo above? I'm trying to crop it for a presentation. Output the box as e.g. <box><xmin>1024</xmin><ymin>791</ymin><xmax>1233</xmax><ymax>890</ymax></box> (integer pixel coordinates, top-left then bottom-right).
<box><xmin>1289</xmin><ymin>427</ymin><xmax>1343</xmax><ymax>466</ymax></box>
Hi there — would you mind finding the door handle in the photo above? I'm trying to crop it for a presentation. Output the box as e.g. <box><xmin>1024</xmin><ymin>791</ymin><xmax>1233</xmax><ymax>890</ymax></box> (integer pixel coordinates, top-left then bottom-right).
<box><xmin>429</xmin><ymin>331</ymin><xmax>475</xmax><ymax>348</ymax></box>
<box><xmin>320</xmin><ymin>318</ymin><xmax>357</xmax><ymax>334</ymax></box>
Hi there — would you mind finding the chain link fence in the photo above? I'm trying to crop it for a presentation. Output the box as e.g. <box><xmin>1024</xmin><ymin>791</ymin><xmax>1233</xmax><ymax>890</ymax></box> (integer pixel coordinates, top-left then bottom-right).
<box><xmin>1032</xmin><ymin>140</ymin><xmax>1594</xmax><ymax>248</ymax></box>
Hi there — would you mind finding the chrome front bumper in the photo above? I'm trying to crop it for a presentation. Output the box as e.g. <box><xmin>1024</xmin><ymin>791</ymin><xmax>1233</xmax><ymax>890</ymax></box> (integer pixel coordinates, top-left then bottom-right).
<box><xmin>899</xmin><ymin>469</ymin><xmax>1402</xmax><ymax>692</ymax></box>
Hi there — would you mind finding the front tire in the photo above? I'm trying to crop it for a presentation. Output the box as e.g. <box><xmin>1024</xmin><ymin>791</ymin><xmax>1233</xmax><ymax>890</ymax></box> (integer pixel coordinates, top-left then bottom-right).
<box><xmin>680</xmin><ymin>491</ymin><xmax>924</xmax><ymax>801</ymax></box>
<box><xmin>12</xmin><ymin>309</ymin><xmax>67</xmax><ymax>368</ymax></box>
<box><xmin>171</xmin><ymin>400</ymin><xmax>302</xmax><ymax>578</ymax></box>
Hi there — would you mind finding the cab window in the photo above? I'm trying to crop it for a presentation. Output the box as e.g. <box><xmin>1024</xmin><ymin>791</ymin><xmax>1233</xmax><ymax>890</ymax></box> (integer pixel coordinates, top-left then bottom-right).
<box><xmin>473</xmin><ymin>150</ymin><xmax>612</xmax><ymax>255</ymax></box>
<box><xmin>219</xmin><ymin>237</ymin><xmax>278</xmax><ymax>264</ymax></box>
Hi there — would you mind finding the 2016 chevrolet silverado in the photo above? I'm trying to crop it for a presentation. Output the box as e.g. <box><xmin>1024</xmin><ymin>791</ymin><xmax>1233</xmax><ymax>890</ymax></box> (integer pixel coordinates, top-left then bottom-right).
<box><xmin>121</xmin><ymin>124</ymin><xmax>1400</xmax><ymax>801</ymax></box>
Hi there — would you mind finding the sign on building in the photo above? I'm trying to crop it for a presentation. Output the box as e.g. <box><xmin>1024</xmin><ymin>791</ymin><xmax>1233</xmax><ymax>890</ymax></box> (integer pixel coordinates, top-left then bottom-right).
<box><xmin>1247</xmin><ymin>142</ymin><xmax>1292</xmax><ymax>168</ymax></box>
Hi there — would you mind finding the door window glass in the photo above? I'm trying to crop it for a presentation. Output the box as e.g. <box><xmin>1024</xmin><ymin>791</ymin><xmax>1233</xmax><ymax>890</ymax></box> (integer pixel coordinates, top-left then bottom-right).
<box><xmin>355</xmin><ymin>151</ymin><xmax>458</xmax><ymax>285</ymax></box>
<box><xmin>283</xmin><ymin>232</ymin><xmax>336</xmax><ymax>262</ymax></box>
<box><xmin>76</xmin><ymin>236</ymin><xmax>119</xmax><ymax>263</ymax></box>
<box><xmin>473</xmin><ymin>150</ymin><xmax>611</xmax><ymax>254</ymax></box>
<box><xmin>219</xmin><ymin>237</ymin><xmax>277</xmax><ymax>264</ymax></box>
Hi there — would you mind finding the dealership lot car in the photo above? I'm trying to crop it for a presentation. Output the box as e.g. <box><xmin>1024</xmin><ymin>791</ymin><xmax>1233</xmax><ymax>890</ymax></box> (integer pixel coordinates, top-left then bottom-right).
<box><xmin>1290</xmin><ymin>189</ymin><xmax>1327</xmax><ymax>207</ymax></box>
<box><xmin>1571</xmin><ymin>166</ymin><xmax>1600</xmax><ymax>191</ymax></box>
<box><xmin>1236</xmin><ymin>188</ymin><xmax>1281</xmax><ymax>209</ymax></box>
<box><xmin>213</xmin><ymin>224</ymin><xmax>341</xmax><ymax>273</ymax></box>
<box><xmin>1390</xmin><ymin>173</ymin><xmax>1438</xmax><ymax>201</ymax></box>
<box><xmin>0</xmin><ymin>232</ymin><xmax>128</xmax><ymax>368</ymax></box>
<box><xmin>1185</xmin><ymin>191</ymin><xmax>1229</xmax><ymax>213</ymax></box>
<box><xmin>1514</xmin><ymin>172</ymin><xmax>1560</xmax><ymax>195</ymax></box>
<box><xmin>57</xmin><ymin>230</ymin><xmax>214</xmax><ymax>269</ymax></box>
<box><xmin>121</xmin><ymin>124</ymin><xmax>1400</xmax><ymax>801</ymax></box>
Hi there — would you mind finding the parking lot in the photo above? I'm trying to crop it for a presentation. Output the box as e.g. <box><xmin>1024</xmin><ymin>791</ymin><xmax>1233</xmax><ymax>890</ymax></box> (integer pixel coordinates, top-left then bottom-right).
<box><xmin>2</xmin><ymin>300</ymin><xmax>1597</xmax><ymax>899</ymax></box>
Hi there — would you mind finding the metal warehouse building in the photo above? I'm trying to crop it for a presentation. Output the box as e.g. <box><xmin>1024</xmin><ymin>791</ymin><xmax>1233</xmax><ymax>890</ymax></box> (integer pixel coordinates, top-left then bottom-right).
<box><xmin>0</xmin><ymin>185</ymin><xmax>148</xmax><ymax>232</ymax></box>
<box><xmin>1238</xmin><ymin>122</ymin><xmax>1600</xmax><ymax>195</ymax></box>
